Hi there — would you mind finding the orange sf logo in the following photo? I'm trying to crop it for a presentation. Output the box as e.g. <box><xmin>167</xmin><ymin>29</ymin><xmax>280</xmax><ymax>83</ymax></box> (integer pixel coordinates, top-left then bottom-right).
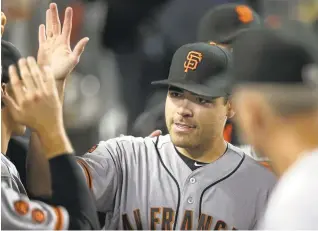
<box><xmin>235</xmin><ymin>5</ymin><xmax>254</xmax><ymax>24</ymax></box>
<box><xmin>184</xmin><ymin>51</ymin><xmax>203</xmax><ymax>72</ymax></box>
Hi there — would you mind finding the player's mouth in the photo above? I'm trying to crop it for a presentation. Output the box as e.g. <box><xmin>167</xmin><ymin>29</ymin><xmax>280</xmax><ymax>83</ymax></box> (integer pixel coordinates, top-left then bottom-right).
<box><xmin>173</xmin><ymin>123</ymin><xmax>196</xmax><ymax>133</ymax></box>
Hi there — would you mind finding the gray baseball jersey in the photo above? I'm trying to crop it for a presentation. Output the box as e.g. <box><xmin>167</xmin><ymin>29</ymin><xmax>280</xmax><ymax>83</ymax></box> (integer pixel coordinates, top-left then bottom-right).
<box><xmin>77</xmin><ymin>135</ymin><xmax>276</xmax><ymax>230</ymax></box>
<box><xmin>1</xmin><ymin>182</ymin><xmax>69</xmax><ymax>230</ymax></box>
<box><xmin>1</xmin><ymin>153</ymin><xmax>27</xmax><ymax>194</ymax></box>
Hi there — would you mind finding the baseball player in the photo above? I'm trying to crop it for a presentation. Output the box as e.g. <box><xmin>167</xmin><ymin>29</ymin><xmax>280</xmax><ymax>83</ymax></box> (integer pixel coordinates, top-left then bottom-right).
<box><xmin>1</xmin><ymin>57</ymin><xmax>99</xmax><ymax>230</ymax></box>
<box><xmin>231</xmin><ymin>24</ymin><xmax>318</xmax><ymax>229</ymax></box>
<box><xmin>196</xmin><ymin>3</ymin><xmax>272</xmax><ymax>170</ymax></box>
<box><xmin>73</xmin><ymin>43</ymin><xmax>276</xmax><ymax>230</ymax></box>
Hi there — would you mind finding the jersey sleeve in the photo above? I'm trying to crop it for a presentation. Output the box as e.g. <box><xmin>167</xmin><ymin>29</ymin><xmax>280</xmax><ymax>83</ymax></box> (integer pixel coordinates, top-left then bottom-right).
<box><xmin>76</xmin><ymin>136</ymin><xmax>151</xmax><ymax>213</ymax></box>
<box><xmin>76</xmin><ymin>139</ymin><xmax>123</xmax><ymax>212</ymax></box>
<box><xmin>1</xmin><ymin>183</ymin><xmax>69</xmax><ymax>230</ymax></box>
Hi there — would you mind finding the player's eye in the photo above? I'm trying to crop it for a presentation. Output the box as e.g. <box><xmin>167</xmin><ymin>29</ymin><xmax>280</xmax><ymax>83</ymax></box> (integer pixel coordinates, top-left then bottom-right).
<box><xmin>196</xmin><ymin>97</ymin><xmax>212</xmax><ymax>105</ymax></box>
<box><xmin>169</xmin><ymin>91</ymin><xmax>183</xmax><ymax>98</ymax></box>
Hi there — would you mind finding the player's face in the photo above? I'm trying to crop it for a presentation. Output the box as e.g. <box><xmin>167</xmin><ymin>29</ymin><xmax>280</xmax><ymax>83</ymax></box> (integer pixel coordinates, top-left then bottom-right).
<box><xmin>165</xmin><ymin>87</ymin><xmax>229</xmax><ymax>148</ymax></box>
<box><xmin>4</xmin><ymin>84</ymin><xmax>26</xmax><ymax>136</ymax></box>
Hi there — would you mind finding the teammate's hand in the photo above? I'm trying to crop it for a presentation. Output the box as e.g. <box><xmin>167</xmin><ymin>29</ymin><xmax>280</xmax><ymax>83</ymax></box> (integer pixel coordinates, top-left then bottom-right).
<box><xmin>37</xmin><ymin>3</ymin><xmax>89</xmax><ymax>81</ymax></box>
<box><xmin>2</xmin><ymin>57</ymin><xmax>63</xmax><ymax>134</ymax></box>
<box><xmin>149</xmin><ymin>130</ymin><xmax>162</xmax><ymax>137</ymax></box>
<box><xmin>1</xmin><ymin>12</ymin><xmax>7</xmax><ymax>35</ymax></box>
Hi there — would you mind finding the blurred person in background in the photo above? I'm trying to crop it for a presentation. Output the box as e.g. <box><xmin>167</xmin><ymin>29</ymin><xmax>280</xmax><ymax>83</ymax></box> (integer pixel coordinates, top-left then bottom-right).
<box><xmin>231</xmin><ymin>24</ymin><xmax>318</xmax><ymax>229</ymax></box>
<box><xmin>81</xmin><ymin>0</ymin><xmax>171</xmax><ymax>136</ymax></box>
<box><xmin>2</xmin><ymin>58</ymin><xmax>99</xmax><ymax>230</ymax></box>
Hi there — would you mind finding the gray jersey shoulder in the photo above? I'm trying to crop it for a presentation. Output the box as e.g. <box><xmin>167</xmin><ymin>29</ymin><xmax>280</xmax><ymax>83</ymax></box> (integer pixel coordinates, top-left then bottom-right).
<box><xmin>78</xmin><ymin>135</ymin><xmax>276</xmax><ymax>230</ymax></box>
<box><xmin>1</xmin><ymin>153</ymin><xmax>27</xmax><ymax>194</ymax></box>
<box><xmin>1</xmin><ymin>182</ymin><xmax>69</xmax><ymax>230</ymax></box>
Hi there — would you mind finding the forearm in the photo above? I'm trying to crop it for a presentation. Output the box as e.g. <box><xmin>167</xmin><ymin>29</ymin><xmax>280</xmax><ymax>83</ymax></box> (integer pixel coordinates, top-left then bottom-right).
<box><xmin>26</xmin><ymin>132</ymin><xmax>52</xmax><ymax>197</ymax></box>
<box><xmin>26</xmin><ymin>79</ymin><xmax>67</xmax><ymax>196</ymax></box>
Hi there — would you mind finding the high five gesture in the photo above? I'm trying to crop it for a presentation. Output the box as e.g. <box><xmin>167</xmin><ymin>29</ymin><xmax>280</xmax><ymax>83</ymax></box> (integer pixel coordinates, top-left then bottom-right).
<box><xmin>37</xmin><ymin>3</ymin><xmax>89</xmax><ymax>82</ymax></box>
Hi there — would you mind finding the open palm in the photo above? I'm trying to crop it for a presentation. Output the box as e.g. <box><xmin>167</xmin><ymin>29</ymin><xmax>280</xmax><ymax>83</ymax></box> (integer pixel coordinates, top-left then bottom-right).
<box><xmin>37</xmin><ymin>3</ymin><xmax>89</xmax><ymax>81</ymax></box>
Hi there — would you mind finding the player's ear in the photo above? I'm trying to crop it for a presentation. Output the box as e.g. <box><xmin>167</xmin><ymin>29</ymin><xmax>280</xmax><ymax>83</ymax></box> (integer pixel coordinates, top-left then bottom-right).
<box><xmin>226</xmin><ymin>96</ymin><xmax>235</xmax><ymax>119</ymax></box>
<box><xmin>245</xmin><ymin>94</ymin><xmax>272</xmax><ymax>135</ymax></box>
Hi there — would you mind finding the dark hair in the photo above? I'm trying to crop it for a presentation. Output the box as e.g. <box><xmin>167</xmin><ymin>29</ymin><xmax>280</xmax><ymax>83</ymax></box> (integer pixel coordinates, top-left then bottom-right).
<box><xmin>1</xmin><ymin>40</ymin><xmax>22</xmax><ymax>84</ymax></box>
<box><xmin>1</xmin><ymin>40</ymin><xmax>22</xmax><ymax>108</ymax></box>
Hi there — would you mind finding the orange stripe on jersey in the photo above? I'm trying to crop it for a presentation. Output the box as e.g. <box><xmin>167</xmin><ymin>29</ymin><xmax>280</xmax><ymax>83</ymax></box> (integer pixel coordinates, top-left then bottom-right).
<box><xmin>223</xmin><ymin>123</ymin><xmax>233</xmax><ymax>142</ymax></box>
<box><xmin>53</xmin><ymin>207</ymin><xmax>64</xmax><ymax>230</ymax></box>
<box><xmin>77</xmin><ymin>159</ymin><xmax>93</xmax><ymax>189</ymax></box>
<box><xmin>259</xmin><ymin>161</ymin><xmax>272</xmax><ymax>171</ymax></box>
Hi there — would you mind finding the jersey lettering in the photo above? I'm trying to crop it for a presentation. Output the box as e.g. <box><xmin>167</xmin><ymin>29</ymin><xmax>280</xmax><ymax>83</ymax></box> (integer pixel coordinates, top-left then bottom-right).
<box><xmin>181</xmin><ymin>210</ymin><xmax>193</xmax><ymax>230</ymax></box>
<box><xmin>161</xmin><ymin>207</ymin><xmax>174</xmax><ymax>230</ymax></box>
<box><xmin>198</xmin><ymin>213</ymin><xmax>213</xmax><ymax>230</ymax></box>
<box><xmin>122</xmin><ymin>207</ymin><xmax>236</xmax><ymax>230</ymax></box>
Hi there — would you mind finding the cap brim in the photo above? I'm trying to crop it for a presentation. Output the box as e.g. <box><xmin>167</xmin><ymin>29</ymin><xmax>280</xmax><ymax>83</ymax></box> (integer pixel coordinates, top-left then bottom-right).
<box><xmin>151</xmin><ymin>79</ymin><xmax>229</xmax><ymax>98</ymax></box>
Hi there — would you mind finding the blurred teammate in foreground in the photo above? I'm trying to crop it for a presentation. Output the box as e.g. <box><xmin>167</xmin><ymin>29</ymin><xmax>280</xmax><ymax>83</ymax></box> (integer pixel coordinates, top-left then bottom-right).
<box><xmin>1</xmin><ymin>58</ymin><xmax>99</xmax><ymax>229</ymax></box>
<box><xmin>231</xmin><ymin>24</ymin><xmax>318</xmax><ymax>229</ymax></box>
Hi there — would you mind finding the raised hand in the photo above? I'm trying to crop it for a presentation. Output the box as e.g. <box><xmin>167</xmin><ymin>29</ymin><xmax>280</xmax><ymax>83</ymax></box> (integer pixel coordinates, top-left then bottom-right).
<box><xmin>37</xmin><ymin>3</ymin><xmax>89</xmax><ymax>81</ymax></box>
<box><xmin>2</xmin><ymin>57</ymin><xmax>63</xmax><ymax>134</ymax></box>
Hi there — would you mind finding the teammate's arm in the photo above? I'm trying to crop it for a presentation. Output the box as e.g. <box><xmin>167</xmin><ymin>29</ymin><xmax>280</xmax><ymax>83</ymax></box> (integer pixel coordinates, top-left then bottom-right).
<box><xmin>26</xmin><ymin>3</ymin><xmax>89</xmax><ymax>197</ymax></box>
<box><xmin>2</xmin><ymin>57</ymin><xmax>99</xmax><ymax>229</ymax></box>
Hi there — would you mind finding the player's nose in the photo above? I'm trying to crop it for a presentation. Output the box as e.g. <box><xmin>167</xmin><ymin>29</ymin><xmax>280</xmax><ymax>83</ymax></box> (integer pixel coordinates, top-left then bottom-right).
<box><xmin>176</xmin><ymin>101</ymin><xmax>193</xmax><ymax>118</ymax></box>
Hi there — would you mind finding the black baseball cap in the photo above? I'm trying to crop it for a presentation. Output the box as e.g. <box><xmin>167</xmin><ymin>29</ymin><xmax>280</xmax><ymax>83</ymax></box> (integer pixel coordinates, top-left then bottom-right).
<box><xmin>151</xmin><ymin>42</ymin><xmax>232</xmax><ymax>98</ymax></box>
<box><xmin>231</xmin><ymin>23</ymin><xmax>318</xmax><ymax>87</ymax></box>
<box><xmin>1</xmin><ymin>40</ymin><xmax>22</xmax><ymax>83</ymax></box>
<box><xmin>197</xmin><ymin>3</ymin><xmax>262</xmax><ymax>44</ymax></box>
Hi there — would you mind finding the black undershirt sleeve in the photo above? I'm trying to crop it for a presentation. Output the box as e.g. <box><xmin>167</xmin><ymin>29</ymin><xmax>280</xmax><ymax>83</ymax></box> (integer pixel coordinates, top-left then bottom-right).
<box><xmin>48</xmin><ymin>154</ymin><xmax>100</xmax><ymax>230</ymax></box>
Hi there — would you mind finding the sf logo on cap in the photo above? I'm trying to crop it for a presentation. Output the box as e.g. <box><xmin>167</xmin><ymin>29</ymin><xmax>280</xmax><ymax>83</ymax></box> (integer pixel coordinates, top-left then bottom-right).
<box><xmin>184</xmin><ymin>51</ymin><xmax>203</xmax><ymax>72</ymax></box>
